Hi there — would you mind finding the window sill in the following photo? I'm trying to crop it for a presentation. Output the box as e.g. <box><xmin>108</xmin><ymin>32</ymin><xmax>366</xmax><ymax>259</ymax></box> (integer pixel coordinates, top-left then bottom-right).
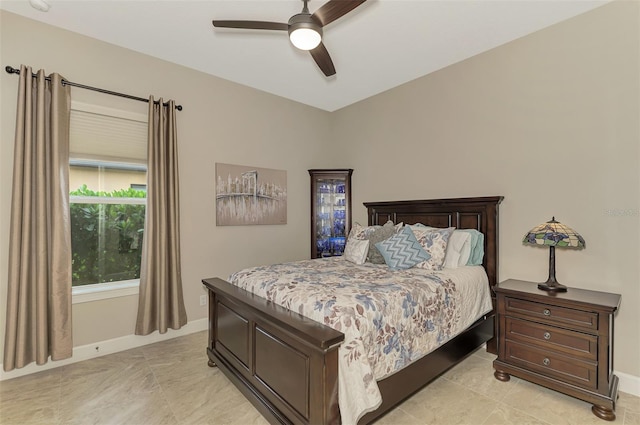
<box><xmin>72</xmin><ymin>279</ymin><xmax>140</xmax><ymax>304</ymax></box>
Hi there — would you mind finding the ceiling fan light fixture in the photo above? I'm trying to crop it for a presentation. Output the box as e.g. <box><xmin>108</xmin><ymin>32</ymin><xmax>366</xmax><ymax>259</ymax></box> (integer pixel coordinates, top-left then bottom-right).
<box><xmin>289</xmin><ymin>27</ymin><xmax>321</xmax><ymax>50</ymax></box>
<box><xmin>288</xmin><ymin>14</ymin><xmax>322</xmax><ymax>51</ymax></box>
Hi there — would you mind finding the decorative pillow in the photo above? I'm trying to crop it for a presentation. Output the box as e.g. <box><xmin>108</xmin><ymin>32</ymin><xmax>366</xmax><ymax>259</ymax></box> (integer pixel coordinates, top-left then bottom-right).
<box><xmin>349</xmin><ymin>222</ymin><xmax>379</xmax><ymax>240</ymax></box>
<box><xmin>366</xmin><ymin>220</ymin><xmax>397</xmax><ymax>264</ymax></box>
<box><xmin>344</xmin><ymin>238</ymin><xmax>369</xmax><ymax>265</ymax></box>
<box><xmin>411</xmin><ymin>225</ymin><xmax>473</xmax><ymax>268</ymax></box>
<box><xmin>350</xmin><ymin>221</ymin><xmax>403</xmax><ymax>239</ymax></box>
<box><xmin>375</xmin><ymin>226</ymin><xmax>431</xmax><ymax>270</ymax></box>
<box><xmin>409</xmin><ymin>226</ymin><xmax>455</xmax><ymax>270</ymax></box>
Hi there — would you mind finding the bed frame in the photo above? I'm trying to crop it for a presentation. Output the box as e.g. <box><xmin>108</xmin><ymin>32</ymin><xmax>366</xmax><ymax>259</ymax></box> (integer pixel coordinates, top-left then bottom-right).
<box><xmin>203</xmin><ymin>196</ymin><xmax>503</xmax><ymax>424</ymax></box>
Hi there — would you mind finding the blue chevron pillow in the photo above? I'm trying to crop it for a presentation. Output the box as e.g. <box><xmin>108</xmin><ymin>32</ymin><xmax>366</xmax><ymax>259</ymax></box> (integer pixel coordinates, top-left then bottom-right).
<box><xmin>375</xmin><ymin>225</ymin><xmax>431</xmax><ymax>270</ymax></box>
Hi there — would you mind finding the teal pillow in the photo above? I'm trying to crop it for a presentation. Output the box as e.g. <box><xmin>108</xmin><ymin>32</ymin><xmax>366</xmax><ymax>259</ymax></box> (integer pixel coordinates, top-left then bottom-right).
<box><xmin>375</xmin><ymin>226</ymin><xmax>431</xmax><ymax>270</ymax></box>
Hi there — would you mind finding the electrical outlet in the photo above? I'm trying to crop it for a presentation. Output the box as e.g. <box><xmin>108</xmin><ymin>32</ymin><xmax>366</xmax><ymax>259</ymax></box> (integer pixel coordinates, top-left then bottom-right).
<box><xmin>200</xmin><ymin>294</ymin><xmax>207</xmax><ymax>306</ymax></box>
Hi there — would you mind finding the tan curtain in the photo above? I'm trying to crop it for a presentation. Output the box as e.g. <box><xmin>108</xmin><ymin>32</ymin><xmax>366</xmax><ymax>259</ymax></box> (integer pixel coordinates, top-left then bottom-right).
<box><xmin>135</xmin><ymin>97</ymin><xmax>187</xmax><ymax>335</ymax></box>
<box><xmin>3</xmin><ymin>66</ymin><xmax>73</xmax><ymax>372</ymax></box>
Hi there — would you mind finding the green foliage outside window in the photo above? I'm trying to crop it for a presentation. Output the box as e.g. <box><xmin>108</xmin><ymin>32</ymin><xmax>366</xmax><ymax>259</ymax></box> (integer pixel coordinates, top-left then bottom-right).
<box><xmin>70</xmin><ymin>184</ymin><xmax>146</xmax><ymax>286</ymax></box>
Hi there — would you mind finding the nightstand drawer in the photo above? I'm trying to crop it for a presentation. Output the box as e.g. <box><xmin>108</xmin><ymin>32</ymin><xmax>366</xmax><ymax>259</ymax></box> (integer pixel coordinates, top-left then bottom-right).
<box><xmin>504</xmin><ymin>317</ymin><xmax>597</xmax><ymax>360</ymax></box>
<box><xmin>505</xmin><ymin>340</ymin><xmax>597</xmax><ymax>390</ymax></box>
<box><xmin>504</xmin><ymin>297</ymin><xmax>598</xmax><ymax>330</ymax></box>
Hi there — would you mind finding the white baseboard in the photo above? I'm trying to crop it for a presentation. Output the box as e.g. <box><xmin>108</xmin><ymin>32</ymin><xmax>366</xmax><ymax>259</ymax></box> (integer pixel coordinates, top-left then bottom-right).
<box><xmin>0</xmin><ymin>318</ymin><xmax>208</xmax><ymax>381</ymax></box>
<box><xmin>618</xmin><ymin>371</ymin><xmax>640</xmax><ymax>397</ymax></box>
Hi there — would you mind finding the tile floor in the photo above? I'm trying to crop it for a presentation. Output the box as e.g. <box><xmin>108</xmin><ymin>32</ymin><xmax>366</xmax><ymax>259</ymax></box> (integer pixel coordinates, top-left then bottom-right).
<box><xmin>0</xmin><ymin>331</ymin><xmax>638</xmax><ymax>425</ymax></box>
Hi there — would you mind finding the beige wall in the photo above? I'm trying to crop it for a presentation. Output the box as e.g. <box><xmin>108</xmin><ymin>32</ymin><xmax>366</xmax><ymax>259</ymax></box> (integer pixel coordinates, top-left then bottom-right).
<box><xmin>1</xmin><ymin>0</ymin><xmax>638</xmax><ymax>381</ymax></box>
<box><xmin>0</xmin><ymin>11</ymin><xmax>333</xmax><ymax>353</ymax></box>
<box><xmin>334</xmin><ymin>0</ymin><xmax>639</xmax><ymax>377</ymax></box>
<box><xmin>69</xmin><ymin>167</ymin><xmax>147</xmax><ymax>193</ymax></box>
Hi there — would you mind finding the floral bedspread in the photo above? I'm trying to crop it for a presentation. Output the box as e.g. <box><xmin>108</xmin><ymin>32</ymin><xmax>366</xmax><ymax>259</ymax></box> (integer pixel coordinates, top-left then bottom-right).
<box><xmin>229</xmin><ymin>257</ymin><xmax>492</xmax><ymax>425</ymax></box>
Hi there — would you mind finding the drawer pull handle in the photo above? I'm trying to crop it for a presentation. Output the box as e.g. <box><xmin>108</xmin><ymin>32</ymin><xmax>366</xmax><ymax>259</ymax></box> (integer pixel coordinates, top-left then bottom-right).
<box><xmin>543</xmin><ymin>309</ymin><xmax>551</xmax><ymax>316</ymax></box>
<box><xmin>543</xmin><ymin>332</ymin><xmax>551</xmax><ymax>340</ymax></box>
<box><xmin>543</xmin><ymin>358</ymin><xmax>550</xmax><ymax>366</ymax></box>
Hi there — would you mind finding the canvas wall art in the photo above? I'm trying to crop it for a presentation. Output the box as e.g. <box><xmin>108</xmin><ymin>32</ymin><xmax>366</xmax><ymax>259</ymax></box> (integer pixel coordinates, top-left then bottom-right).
<box><xmin>215</xmin><ymin>163</ymin><xmax>287</xmax><ymax>226</ymax></box>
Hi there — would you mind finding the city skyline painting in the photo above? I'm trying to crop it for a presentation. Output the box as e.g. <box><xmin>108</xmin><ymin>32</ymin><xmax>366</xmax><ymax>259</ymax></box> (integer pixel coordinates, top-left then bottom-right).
<box><xmin>215</xmin><ymin>163</ymin><xmax>287</xmax><ymax>226</ymax></box>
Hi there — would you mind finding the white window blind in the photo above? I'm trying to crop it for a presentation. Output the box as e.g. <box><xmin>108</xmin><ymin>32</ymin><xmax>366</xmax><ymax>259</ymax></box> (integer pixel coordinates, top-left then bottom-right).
<box><xmin>70</xmin><ymin>102</ymin><xmax>147</xmax><ymax>163</ymax></box>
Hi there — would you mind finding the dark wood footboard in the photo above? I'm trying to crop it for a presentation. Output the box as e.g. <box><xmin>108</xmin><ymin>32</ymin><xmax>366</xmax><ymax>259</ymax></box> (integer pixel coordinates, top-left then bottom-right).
<box><xmin>203</xmin><ymin>277</ymin><xmax>344</xmax><ymax>425</ymax></box>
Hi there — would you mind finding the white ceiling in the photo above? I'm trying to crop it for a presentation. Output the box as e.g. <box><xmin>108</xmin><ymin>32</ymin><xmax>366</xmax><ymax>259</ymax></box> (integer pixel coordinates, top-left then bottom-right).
<box><xmin>1</xmin><ymin>0</ymin><xmax>610</xmax><ymax>112</ymax></box>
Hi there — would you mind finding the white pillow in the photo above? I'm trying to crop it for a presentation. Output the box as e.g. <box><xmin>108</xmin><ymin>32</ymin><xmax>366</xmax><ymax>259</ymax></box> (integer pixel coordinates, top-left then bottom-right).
<box><xmin>344</xmin><ymin>238</ymin><xmax>369</xmax><ymax>265</ymax></box>
<box><xmin>444</xmin><ymin>231</ymin><xmax>472</xmax><ymax>268</ymax></box>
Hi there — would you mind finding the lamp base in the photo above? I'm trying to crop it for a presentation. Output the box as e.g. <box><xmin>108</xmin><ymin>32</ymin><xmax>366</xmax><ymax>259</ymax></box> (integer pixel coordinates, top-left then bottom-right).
<box><xmin>538</xmin><ymin>281</ymin><xmax>568</xmax><ymax>292</ymax></box>
<box><xmin>539</xmin><ymin>245</ymin><xmax>567</xmax><ymax>292</ymax></box>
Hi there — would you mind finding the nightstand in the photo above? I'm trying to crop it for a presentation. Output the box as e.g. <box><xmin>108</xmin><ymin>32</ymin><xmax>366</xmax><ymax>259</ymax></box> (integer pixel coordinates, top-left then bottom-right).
<box><xmin>493</xmin><ymin>279</ymin><xmax>621</xmax><ymax>421</ymax></box>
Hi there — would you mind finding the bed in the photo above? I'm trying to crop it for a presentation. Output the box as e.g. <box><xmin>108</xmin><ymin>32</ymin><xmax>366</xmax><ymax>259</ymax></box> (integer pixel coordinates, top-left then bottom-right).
<box><xmin>202</xmin><ymin>196</ymin><xmax>503</xmax><ymax>424</ymax></box>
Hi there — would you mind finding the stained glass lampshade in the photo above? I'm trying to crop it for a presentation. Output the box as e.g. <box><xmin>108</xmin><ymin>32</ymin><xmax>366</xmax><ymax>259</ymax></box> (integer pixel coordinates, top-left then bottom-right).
<box><xmin>522</xmin><ymin>217</ymin><xmax>585</xmax><ymax>292</ymax></box>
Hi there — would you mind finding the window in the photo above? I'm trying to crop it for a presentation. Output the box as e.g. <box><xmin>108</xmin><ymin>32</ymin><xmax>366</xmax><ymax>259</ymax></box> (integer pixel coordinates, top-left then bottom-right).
<box><xmin>69</xmin><ymin>102</ymin><xmax>147</xmax><ymax>300</ymax></box>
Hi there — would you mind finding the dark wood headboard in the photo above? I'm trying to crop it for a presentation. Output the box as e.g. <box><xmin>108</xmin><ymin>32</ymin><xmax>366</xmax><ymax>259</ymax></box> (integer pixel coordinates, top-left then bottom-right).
<box><xmin>364</xmin><ymin>196</ymin><xmax>503</xmax><ymax>288</ymax></box>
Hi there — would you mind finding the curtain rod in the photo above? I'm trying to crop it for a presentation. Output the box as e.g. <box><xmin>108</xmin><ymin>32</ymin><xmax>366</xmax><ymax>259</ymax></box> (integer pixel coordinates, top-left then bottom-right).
<box><xmin>5</xmin><ymin>66</ymin><xmax>182</xmax><ymax>111</ymax></box>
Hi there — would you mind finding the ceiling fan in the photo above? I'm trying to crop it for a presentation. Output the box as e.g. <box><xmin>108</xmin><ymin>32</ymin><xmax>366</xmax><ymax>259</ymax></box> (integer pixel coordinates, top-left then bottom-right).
<box><xmin>212</xmin><ymin>0</ymin><xmax>367</xmax><ymax>77</ymax></box>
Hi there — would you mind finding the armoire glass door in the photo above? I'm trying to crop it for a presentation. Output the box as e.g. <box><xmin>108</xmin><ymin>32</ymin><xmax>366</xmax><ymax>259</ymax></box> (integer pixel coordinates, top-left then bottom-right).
<box><xmin>309</xmin><ymin>169</ymin><xmax>353</xmax><ymax>258</ymax></box>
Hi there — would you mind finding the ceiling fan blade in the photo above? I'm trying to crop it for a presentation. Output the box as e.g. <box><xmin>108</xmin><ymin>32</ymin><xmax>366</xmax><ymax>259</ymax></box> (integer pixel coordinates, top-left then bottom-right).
<box><xmin>310</xmin><ymin>42</ymin><xmax>336</xmax><ymax>77</ymax></box>
<box><xmin>212</xmin><ymin>20</ymin><xmax>288</xmax><ymax>31</ymax></box>
<box><xmin>312</xmin><ymin>0</ymin><xmax>366</xmax><ymax>27</ymax></box>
